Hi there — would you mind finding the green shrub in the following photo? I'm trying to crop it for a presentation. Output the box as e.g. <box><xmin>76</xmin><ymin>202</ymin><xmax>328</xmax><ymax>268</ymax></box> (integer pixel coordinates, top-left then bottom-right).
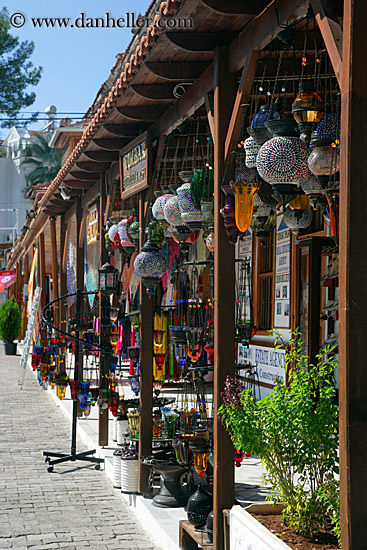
<box><xmin>0</xmin><ymin>296</ymin><xmax>22</xmax><ymax>342</ymax></box>
<box><xmin>218</xmin><ymin>330</ymin><xmax>340</xmax><ymax>544</ymax></box>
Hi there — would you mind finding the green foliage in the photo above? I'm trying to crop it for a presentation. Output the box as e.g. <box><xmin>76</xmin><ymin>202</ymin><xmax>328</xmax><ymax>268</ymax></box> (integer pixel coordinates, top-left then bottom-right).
<box><xmin>218</xmin><ymin>330</ymin><xmax>340</xmax><ymax>545</ymax></box>
<box><xmin>0</xmin><ymin>296</ymin><xmax>21</xmax><ymax>342</ymax></box>
<box><xmin>22</xmin><ymin>133</ymin><xmax>62</xmax><ymax>191</ymax></box>
<box><xmin>0</xmin><ymin>8</ymin><xmax>42</xmax><ymax>127</ymax></box>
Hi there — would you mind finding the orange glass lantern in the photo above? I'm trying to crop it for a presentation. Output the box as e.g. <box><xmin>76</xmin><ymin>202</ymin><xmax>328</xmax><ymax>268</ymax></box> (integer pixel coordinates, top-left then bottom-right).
<box><xmin>232</xmin><ymin>180</ymin><xmax>259</xmax><ymax>233</ymax></box>
<box><xmin>291</xmin><ymin>81</ymin><xmax>323</xmax><ymax>142</ymax></box>
<box><xmin>55</xmin><ymin>372</ymin><xmax>69</xmax><ymax>400</ymax></box>
<box><xmin>190</xmin><ymin>427</ymin><xmax>211</xmax><ymax>478</ymax></box>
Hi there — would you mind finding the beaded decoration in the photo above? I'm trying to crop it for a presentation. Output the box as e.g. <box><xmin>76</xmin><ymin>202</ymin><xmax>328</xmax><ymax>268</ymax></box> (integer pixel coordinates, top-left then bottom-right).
<box><xmin>257</xmin><ymin>136</ymin><xmax>308</xmax><ymax>185</ymax></box>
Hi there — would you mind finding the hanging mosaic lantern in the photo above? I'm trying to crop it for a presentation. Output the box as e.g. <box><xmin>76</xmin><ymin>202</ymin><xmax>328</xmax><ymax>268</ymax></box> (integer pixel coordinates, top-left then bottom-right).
<box><xmin>243</xmin><ymin>136</ymin><xmax>260</xmax><ymax>169</ymax></box>
<box><xmin>177</xmin><ymin>183</ymin><xmax>202</xmax><ymax>232</ymax></box>
<box><xmin>284</xmin><ymin>205</ymin><xmax>313</xmax><ymax>236</ymax></box>
<box><xmin>118</xmin><ymin>219</ymin><xmax>135</xmax><ymax>254</ymax></box>
<box><xmin>220</xmin><ymin>193</ymin><xmax>242</xmax><ymax>245</ymax></box>
<box><xmin>257</xmin><ymin>118</ymin><xmax>308</xmax><ymax>206</ymax></box>
<box><xmin>134</xmin><ymin>240</ymin><xmax>168</xmax><ymax>295</ymax></box>
<box><xmin>301</xmin><ymin>176</ymin><xmax>325</xmax><ymax>208</ymax></box>
<box><xmin>152</xmin><ymin>194</ymin><xmax>174</xmax><ymax>229</ymax></box>
<box><xmin>291</xmin><ymin>80</ymin><xmax>324</xmax><ymax>143</ymax></box>
<box><xmin>108</xmin><ymin>224</ymin><xmax>120</xmax><ymax>249</ymax></box>
<box><xmin>311</xmin><ymin>113</ymin><xmax>340</xmax><ymax>144</ymax></box>
<box><xmin>231</xmin><ymin>167</ymin><xmax>259</xmax><ymax>234</ymax></box>
<box><xmin>164</xmin><ymin>196</ymin><xmax>184</xmax><ymax>227</ymax></box>
<box><xmin>248</xmin><ymin>102</ymin><xmax>286</xmax><ymax>146</ymax></box>
<box><xmin>308</xmin><ymin>142</ymin><xmax>340</xmax><ymax>189</ymax></box>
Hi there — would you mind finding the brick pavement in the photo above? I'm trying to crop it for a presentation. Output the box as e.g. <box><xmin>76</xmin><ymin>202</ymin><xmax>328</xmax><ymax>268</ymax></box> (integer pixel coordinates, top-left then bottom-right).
<box><xmin>0</xmin><ymin>352</ymin><xmax>159</xmax><ymax>550</ymax></box>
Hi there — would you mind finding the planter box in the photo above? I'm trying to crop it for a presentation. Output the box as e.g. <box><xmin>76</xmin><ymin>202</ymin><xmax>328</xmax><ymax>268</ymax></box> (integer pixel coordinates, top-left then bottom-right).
<box><xmin>230</xmin><ymin>505</ymin><xmax>292</xmax><ymax>550</ymax></box>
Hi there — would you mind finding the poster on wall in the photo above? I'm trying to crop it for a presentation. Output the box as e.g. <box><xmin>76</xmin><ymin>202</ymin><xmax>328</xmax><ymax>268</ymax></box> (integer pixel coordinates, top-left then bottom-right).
<box><xmin>238</xmin><ymin>227</ymin><xmax>252</xmax><ymax>259</ymax></box>
<box><xmin>274</xmin><ymin>215</ymin><xmax>291</xmax><ymax>327</ymax></box>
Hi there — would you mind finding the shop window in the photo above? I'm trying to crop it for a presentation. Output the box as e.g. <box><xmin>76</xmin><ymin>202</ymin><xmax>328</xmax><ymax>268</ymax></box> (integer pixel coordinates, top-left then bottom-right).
<box><xmin>255</xmin><ymin>230</ymin><xmax>275</xmax><ymax>331</ymax></box>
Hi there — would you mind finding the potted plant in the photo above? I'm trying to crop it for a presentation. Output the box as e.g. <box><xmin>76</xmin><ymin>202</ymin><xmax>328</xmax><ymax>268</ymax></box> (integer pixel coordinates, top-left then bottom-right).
<box><xmin>218</xmin><ymin>330</ymin><xmax>340</xmax><ymax>548</ymax></box>
<box><xmin>0</xmin><ymin>296</ymin><xmax>22</xmax><ymax>355</ymax></box>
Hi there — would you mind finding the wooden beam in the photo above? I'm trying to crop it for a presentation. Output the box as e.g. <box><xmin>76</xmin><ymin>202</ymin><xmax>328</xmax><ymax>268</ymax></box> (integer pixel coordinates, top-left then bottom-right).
<box><xmin>41</xmin><ymin>205</ymin><xmax>67</xmax><ymax>214</ymax></box>
<box><xmin>213</xmin><ymin>46</ymin><xmax>236</xmax><ymax>550</ymax></box>
<box><xmin>205</xmin><ymin>92</ymin><xmax>215</xmax><ymax>142</ymax></box>
<box><xmin>68</xmin><ymin>171</ymin><xmax>99</xmax><ymax>182</ymax></box>
<box><xmin>229</xmin><ymin>0</ymin><xmax>309</xmax><ymax>73</ymax></box>
<box><xmin>98</xmin><ymin>173</ymin><xmax>109</xmax><ymax>446</ymax></box>
<box><xmin>38</xmin><ymin>232</ymin><xmax>46</xmax><ymax>310</ymax></box>
<box><xmin>311</xmin><ymin>0</ymin><xmax>343</xmax><ymax>88</ymax></box>
<box><xmin>224</xmin><ymin>51</ymin><xmax>257</xmax><ymax>162</ymax></box>
<box><xmin>339</xmin><ymin>1</ymin><xmax>367</xmax><ymax>548</ymax></box>
<box><xmin>64</xmin><ymin>181</ymin><xmax>93</xmax><ymax>190</ymax></box>
<box><xmin>146</xmin><ymin>61</ymin><xmax>211</xmax><ymax>81</ymax></box>
<box><xmin>102</xmin><ymin>124</ymin><xmax>140</xmax><ymax>138</ymax></box>
<box><xmin>138</xmin><ymin>193</ymin><xmax>153</xmax><ymax>495</ymax></box>
<box><xmin>42</xmin><ymin>208</ymin><xmax>66</xmax><ymax>217</ymax></box>
<box><xmin>49</xmin><ymin>217</ymin><xmax>59</xmax><ymax>327</ymax></box>
<box><xmin>199</xmin><ymin>0</ymin><xmax>267</xmax><ymax>14</ymax></box>
<box><xmin>165</xmin><ymin>32</ymin><xmax>237</xmax><ymax>52</ymax></box>
<box><xmin>131</xmin><ymin>84</ymin><xmax>178</xmax><ymax>101</ymax></box>
<box><xmin>83</xmin><ymin>150</ymin><xmax>119</xmax><ymax>162</ymax></box>
<box><xmin>75</xmin><ymin>161</ymin><xmax>111</xmax><ymax>173</ymax></box>
<box><xmin>116</xmin><ymin>106</ymin><xmax>166</xmax><ymax>122</ymax></box>
<box><xmin>92</xmin><ymin>138</ymin><xmax>128</xmax><ymax>150</ymax></box>
<box><xmin>48</xmin><ymin>198</ymin><xmax>74</xmax><ymax>208</ymax></box>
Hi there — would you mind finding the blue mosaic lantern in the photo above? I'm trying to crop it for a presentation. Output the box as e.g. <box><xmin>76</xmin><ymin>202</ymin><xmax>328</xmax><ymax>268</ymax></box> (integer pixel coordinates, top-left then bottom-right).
<box><xmin>134</xmin><ymin>241</ymin><xmax>168</xmax><ymax>295</ymax></box>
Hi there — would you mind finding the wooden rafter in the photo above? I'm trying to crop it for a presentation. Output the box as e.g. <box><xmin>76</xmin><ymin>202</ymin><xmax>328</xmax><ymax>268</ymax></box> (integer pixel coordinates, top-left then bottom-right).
<box><xmin>131</xmin><ymin>84</ymin><xmax>178</xmax><ymax>101</ymax></box>
<box><xmin>116</xmin><ymin>106</ymin><xmax>166</xmax><ymax>122</ymax></box>
<box><xmin>83</xmin><ymin>150</ymin><xmax>119</xmax><ymax>162</ymax></box>
<box><xmin>92</xmin><ymin>138</ymin><xmax>128</xmax><ymax>150</ymax></box>
<box><xmin>68</xmin><ymin>171</ymin><xmax>100</xmax><ymax>181</ymax></box>
<box><xmin>165</xmin><ymin>32</ymin><xmax>237</xmax><ymax>53</ymax></box>
<box><xmin>199</xmin><ymin>0</ymin><xmax>268</xmax><ymax>15</ymax></box>
<box><xmin>146</xmin><ymin>61</ymin><xmax>211</xmax><ymax>81</ymax></box>
<box><xmin>75</xmin><ymin>161</ymin><xmax>111</xmax><ymax>173</ymax></box>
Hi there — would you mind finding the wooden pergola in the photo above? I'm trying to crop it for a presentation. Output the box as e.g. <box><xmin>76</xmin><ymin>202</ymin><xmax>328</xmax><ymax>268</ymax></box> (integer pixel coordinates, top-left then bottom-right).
<box><xmin>7</xmin><ymin>0</ymin><xmax>365</xmax><ymax>548</ymax></box>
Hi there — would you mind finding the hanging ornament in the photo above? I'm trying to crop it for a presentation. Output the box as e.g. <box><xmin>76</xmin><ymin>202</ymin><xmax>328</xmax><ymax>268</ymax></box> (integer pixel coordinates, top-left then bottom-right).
<box><xmin>243</xmin><ymin>137</ymin><xmax>260</xmax><ymax>169</ymax></box>
<box><xmin>220</xmin><ymin>193</ymin><xmax>242</xmax><ymax>245</ymax></box>
<box><xmin>235</xmin><ymin>258</ymin><xmax>256</xmax><ymax>346</ymax></box>
<box><xmin>177</xmin><ymin>183</ymin><xmax>202</xmax><ymax>232</ymax></box>
<box><xmin>251</xmin><ymin>205</ymin><xmax>276</xmax><ymax>244</ymax></box>
<box><xmin>206</xmin><ymin>232</ymin><xmax>215</xmax><ymax>253</ymax></box>
<box><xmin>118</xmin><ymin>219</ymin><xmax>135</xmax><ymax>254</ymax></box>
<box><xmin>231</xmin><ymin>167</ymin><xmax>259</xmax><ymax>234</ymax></box>
<box><xmin>288</xmin><ymin>193</ymin><xmax>309</xmax><ymax>211</ymax></box>
<box><xmin>164</xmin><ymin>196</ymin><xmax>184</xmax><ymax>227</ymax></box>
<box><xmin>301</xmin><ymin>176</ymin><xmax>325</xmax><ymax>209</ymax></box>
<box><xmin>284</xmin><ymin>205</ymin><xmax>313</xmax><ymax>236</ymax></box>
<box><xmin>134</xmin><ymin>241</ymin><xmax>168</xmax><ymax>295</ymax></box>
<box><xmin>257</xmin><ymin>118</ymin><xmax>308</xmax><ymax>206</ymax></box>
<box><xmin>127</xmin><ymin>219</ymin><xmax>140</xmax><ymax>248</ymax></box>
<box><xmin>291</xmin><ymin>80</ymin><xmax>324</xmax><ymax>143</ymax></box>
<box><xmin>152</xmin><ymin>194</ymin><xmax>174</xmax><ymax>227</ymax></box>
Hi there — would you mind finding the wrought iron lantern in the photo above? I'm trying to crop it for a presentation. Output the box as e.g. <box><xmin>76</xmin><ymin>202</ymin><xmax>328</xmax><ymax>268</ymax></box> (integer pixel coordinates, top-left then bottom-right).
<box><xmin>284</xmin><ymin>205</ymin><xmax>313</xmax><ymax>236</ymax></box>
<box><xmin>98</xmin><ymin>260</ymin><xmax>120</xmax><ymax>296</ymax></box>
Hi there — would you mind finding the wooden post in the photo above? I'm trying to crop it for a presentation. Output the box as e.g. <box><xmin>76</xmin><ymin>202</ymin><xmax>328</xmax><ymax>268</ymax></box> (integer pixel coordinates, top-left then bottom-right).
<box><xmin>22</xmin><ymin>252</ymin><xmax>29</xmax><ymax>339</ymax></box>
<box><xmin>138</xmin><ymin>193</ymin><xmax>154</xmax><ymax>495</ymax></box>
<box><xmin>59</xmin><ymin>215</ymin><xmax>67</xmax><ymax>375</ymax></box>
<box><xmin>98</xmin><ymin>173</ymin><xmax>109</xmax><ymax>446</ymax></box>
<box><xmin>339</xmin><ymin>1</ymin><xmax>367</xmax><ymax>548</ymax></box>
<box><xmin>38</xmin><ymin>232</ymin><xmax>46</xmax><ymax>310</ymax></box>
<box><xmin>213</xmin><ymin>45</ymin><xmax>236</xmax><ymax>550</ymax></box>
<box><xmin>49</xmin><ymin>217</ymin><xmax>59</xmax><ymax>322</ymax></box>
<box><xmin>75</xmin><ymin>198</ymin><xmax>84</xmax><ymax>416</ymax></box>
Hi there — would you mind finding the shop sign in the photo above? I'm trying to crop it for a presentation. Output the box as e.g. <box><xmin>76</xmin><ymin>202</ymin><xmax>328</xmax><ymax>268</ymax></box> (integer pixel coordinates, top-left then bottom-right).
<box><xmin>274</xmin><ymin>215</ymin><xmax>291</xmax><ymax>327</ymax></box>
<box><xmin>120</xmin><ymin>135</ymin><xmax>148</xmax><ymax>199</ymax></box>
<box><xmin>237</xmin><ymin>343</ymin><xmax>286</xmax><ymax>386</ymax></box>
<box><xmin>87</xmin><ymin>206</ymin><xmax>99</xmax><ymax>244</ymax></box>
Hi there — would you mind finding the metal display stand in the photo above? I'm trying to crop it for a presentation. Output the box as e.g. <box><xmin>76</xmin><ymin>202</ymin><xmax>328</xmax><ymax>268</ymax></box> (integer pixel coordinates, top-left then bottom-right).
<box><xmin>42</xmin><ymin>289</ymin><xmax>105</xmax><ymax>472</ymax></box>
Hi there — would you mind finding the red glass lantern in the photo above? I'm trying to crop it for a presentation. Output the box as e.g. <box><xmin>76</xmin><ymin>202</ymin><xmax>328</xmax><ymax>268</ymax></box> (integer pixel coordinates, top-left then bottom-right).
<box><xmin>69</xmin><ymin>380</ymin><xmax>80</xmax><ymax>401</ymax></box>
<box><xmin>234</xmin><ymin>448</ymin><xmax>244</xmax><ymax>467</ymax></box>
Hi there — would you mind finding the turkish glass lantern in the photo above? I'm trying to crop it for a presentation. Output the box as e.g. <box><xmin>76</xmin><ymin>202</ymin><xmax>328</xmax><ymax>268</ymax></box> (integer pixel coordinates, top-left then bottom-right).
<box><xmin>190</xmin><ymin>427</ymin><xmax>210</xmax><ymax>478</ymax></box>
<box><xmin>301</xmin><ymin>176</ymin><xmax>324</xmax><ymax>208</ymax></box>
<box><xmin>201</xmin><ymin>200</ymin><xmax>214</xmax><ymax>236</ymax></box>
<box><xmin>134</xmin><ymin>240</ymin><xmax>168</xmax><ymax>295</ymax></box>
<box><xmin>232</xmin><ymin>167</ymin><xmax>259</xmax><ymax>233</ymax></box>
<box><xmin>257</xmin><ymin>118</ymin><xmax>308</xmax><ymax>206</ymax></box>
<box><xmin>98</xmin><ymin>261</ymin><xmax>120</xmax><ymax>296</ymax></box>
<box><xmin>127</xmin><ymin>219</ymin><xmax>140</xmax><ymax>248</ymax></box>
<box><xmin>55</xmin><ymin>372</ymin><xmax>69</xmax><ymax>400</ymax></box>
<box><xmin>153</xmin><ymin>378</ymin><xmax>163</xmax><ymax>397</ymax></box>
<box><xmin>177</xmin><ymin>183</ymin><xmax>202</xmax><ymax>232</ymax></box>
<box><xmin>152</xmin><ymin>194</ymin><xmax>174</xmax><ymax>228</ymax></box>
<box><xmin>206</xmin><ymin>232</ymin><xmax>215</xmax><ymax>253</ymax></box>
<box><xmin>69</xmin><ymin>380</ymin><xmax>80</xmax><ymax>401</ymax></box>
<box><xmin>292</xmin><ymin>80</ymin><xmax>323</xmax><ymax>143</ymax></box>
<box><xmin>284</xmin><ymin>205</ymin><xmax>313</xmax><ymax>236</ymax></box>
<box><xmin>243</xmin><ymin>136</ymin><xmax>260</xmax><ymax>168</ymax></box>
<box><xmin>251</xmin><ymin>210</ymin><xmax>276</xmax><ymax>243</ymax></box>
<box><xmin>128</xmin><ymin>375</ymin><xmax>140</xmax><ymax>396</ymax></box>
<box><xmin>220</xmin><ymin>193</ymin><xmax>242</xmax><ymax>245</ymax></box>
<box><xmin>162</xmin><ymin>410</ymin><xmax>178</xmax><ymax>439</ymax></box>
<box><xmin>117</xmin><ymin>219</ymin><xmax>135</xmax><ymax>254</ymax></box>
<box><xmin>127</xmin><ymin>410</ymin><xmax>140</xmax><ymax>437</ymax></box>
<box><xmin>191</xmin><ymin>167</ymin><xmax>214</xmax><ymax>210</ymax></box>
<box><xmin>234</xmin><ymin>448</ymin><xmax>244</xmax><ymax>467</ymax></box>
<box><xmin>288</xmin><ymin>193</ymin><xmax>309</xmax><ymax>211</ymax></box>
<box><xmin>108</xmin><ymin>224</ymin><xmax>120</xmax><ymax>249</ymax></box>
<box><xmin>147</xmin><ymin>219</ymin><xmax>164</xmax><ymax>245</ymax></box>
<box><xmin>308</xmin><ymin>143</ymin><xmax>340</xmax><ymax>188</ymax></box>
<box><xmin>164</xmin><ymin>196</ymin><xmax>184</xmax><ymax>226</ymax></box>
<box><xmin>128</xmin><ymin>346</ymin><xmax>140</xmax><ymax>368</ymax></box>
<box><xmin>127</xmin><ymin>309</ymin><xmax>141</xmax><ymax>330</ymax></box>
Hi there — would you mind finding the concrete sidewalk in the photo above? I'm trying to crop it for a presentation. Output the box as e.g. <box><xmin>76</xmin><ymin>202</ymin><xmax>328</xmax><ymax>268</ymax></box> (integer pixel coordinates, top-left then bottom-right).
<box><xmin>0</xmin><ymin>350</ymin><xmax>159</xmax><ymax>550</ymax></box>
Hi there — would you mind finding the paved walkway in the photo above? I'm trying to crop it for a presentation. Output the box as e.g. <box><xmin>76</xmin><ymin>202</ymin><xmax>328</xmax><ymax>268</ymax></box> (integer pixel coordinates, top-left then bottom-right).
<box><xmin>0</xmin><ymin>351</ymin><xmax>159</xmax><ymax>550</ymax></box>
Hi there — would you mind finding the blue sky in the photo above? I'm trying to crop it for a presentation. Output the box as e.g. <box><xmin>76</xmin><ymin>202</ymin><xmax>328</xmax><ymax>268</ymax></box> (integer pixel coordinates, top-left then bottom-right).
<box><xmin>2</xmin><ymin>0</ymin><xmax>151</xmax><ymax>137</ymax></box>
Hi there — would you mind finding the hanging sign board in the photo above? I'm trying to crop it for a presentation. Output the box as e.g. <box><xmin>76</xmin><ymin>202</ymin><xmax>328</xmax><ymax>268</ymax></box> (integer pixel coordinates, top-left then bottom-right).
<box><xmin>274</xmin><ymin>215</ymin><xmax>291</xmax><ymax>328</ymax></box>
<box><xmin>120</xmin><ymin>133</ymin><xmax>149</xmax><ymax>200</ymax></box>
<box><xmin>237</xmin><ymin>343</ymin><xmax>286</xmax><ymax>386</ymax></box>
<box><xmin>238</xmin><ymin>228</ymin><xmax>253</xmax><ymax>259</ymax></box>
<box><xmin>86</xmin><ymin>206</ymin><xmax>99</xmax><ymax>244</ymax></box>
